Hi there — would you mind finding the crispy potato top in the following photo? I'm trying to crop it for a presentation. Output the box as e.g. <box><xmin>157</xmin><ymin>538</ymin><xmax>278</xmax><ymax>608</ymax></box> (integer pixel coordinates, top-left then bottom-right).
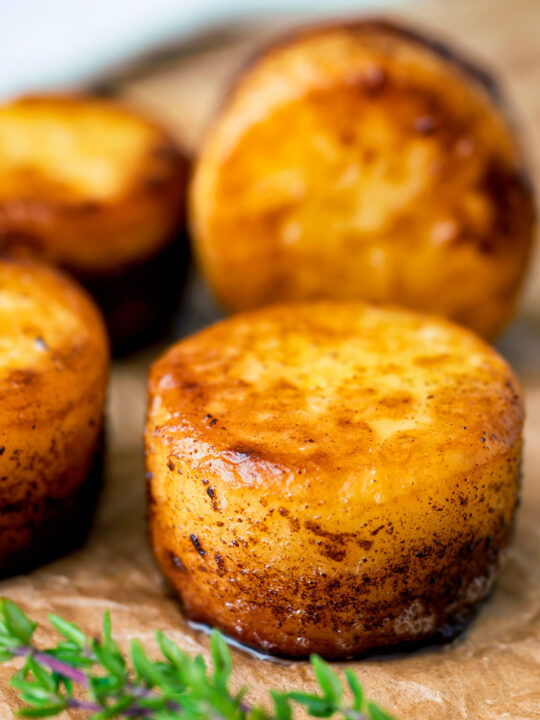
<box><xmin>149</xmin><ymin>302</ymin><xmax>523</xmax><ymax>501</ymax></box>
<box><xmin>0</xmin><ymin>96</ymin><xmax>176</xmax><ymax>203</ymax></box>
<box><xmin>0</xmin><ymin>260</ymin><xmax>108</xmax><ymax>420</ymax></box>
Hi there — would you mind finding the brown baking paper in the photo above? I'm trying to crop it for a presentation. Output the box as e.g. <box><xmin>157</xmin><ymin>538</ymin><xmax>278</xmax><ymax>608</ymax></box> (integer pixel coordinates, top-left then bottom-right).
<box><xmin>1</xmin><ymin>6</ymin><xmax>540</xmax><ymax>718</ymax></box>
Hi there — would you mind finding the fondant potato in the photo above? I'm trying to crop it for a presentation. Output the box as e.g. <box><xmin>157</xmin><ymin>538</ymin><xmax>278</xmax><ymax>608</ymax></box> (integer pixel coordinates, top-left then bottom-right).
<box><xmin>0</xmin><ymin>260</ymin><xmax>109</xmax><ymax>576</ymax></box>
<box><xmin>146</xmin><ymin>301</ymin><xmax>523</xmax><ymax>658</ymax></box>
<box><xmin>0</xmin><ymin>95</ymin><xmax>189</xmax><ymax>352</ymax></box>
<box><xmin>191</xmin><ymin>21</ymin><xmax>534</xmax><ymax>339</ymax></box>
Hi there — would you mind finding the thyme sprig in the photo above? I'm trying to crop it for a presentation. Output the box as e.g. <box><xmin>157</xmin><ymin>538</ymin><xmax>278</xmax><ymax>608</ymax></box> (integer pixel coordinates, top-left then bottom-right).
<box><xmin>0</xmin><ymin>597</ymin><xmax>395</xmax><ymax>720</ymax></box>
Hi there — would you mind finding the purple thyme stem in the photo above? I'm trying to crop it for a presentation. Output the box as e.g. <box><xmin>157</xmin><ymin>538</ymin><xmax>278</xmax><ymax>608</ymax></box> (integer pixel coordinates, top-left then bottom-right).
<box><xmin>125</xmin><ymin>708</ymin><xmax>154</xmax><ymax>718</ymax></box>
<box><xmin>13</xmin><ymin>646</ymin><xmax>160</xmax><ymax>699</ymax></box>
<box><xmin>14</xmin><ymin>647</ymin><xmax>89</xmax><ymax>685</ymax></box>
<box><xmin>67</xmin><ymin>698</ymin><xmax>100</xmax><ymax>711</ymax></box>
<box><xmin>13</xmin><ymin>645</ymin><xmax>183</xmax><ymax>718</ymax></box>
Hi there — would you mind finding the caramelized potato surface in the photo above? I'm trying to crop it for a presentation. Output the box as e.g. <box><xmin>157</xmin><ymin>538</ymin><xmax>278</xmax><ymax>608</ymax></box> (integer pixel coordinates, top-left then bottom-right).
<box><xmin>0</xmin><ymin>260</ymin><xmax>109</xmax><ymax>576</ymax></box>
<box><xmin>0</xmin><ymin>95</ymin><xmax>189</xmax><ymax>351</ymax></box>
<box><xmin>146</xmin><ymin>301</ymin><xmax>523</xmax><ymax>658</ymax></box>
<box><xmin>191</xmin><ymin>21</ymin><xmax>534</xmax><ymax>339</ymax></box>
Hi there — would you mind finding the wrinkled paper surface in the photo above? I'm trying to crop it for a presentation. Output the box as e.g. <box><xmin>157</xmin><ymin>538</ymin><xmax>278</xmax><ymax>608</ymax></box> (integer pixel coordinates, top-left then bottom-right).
<box><xmin>1</xmin><ymin>8</ymin><xmax>540</xmax><ymax>718</ymax></box>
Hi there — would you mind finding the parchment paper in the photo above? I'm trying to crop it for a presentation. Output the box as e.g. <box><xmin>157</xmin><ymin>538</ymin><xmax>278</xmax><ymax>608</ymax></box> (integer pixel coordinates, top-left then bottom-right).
<box><xmin>1</xmin><ymin>4</ymin><xmax>540</xmax><ymax>718</ymax></box>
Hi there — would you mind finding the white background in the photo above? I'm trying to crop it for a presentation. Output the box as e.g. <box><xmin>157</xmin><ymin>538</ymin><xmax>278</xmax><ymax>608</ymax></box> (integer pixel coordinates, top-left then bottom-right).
<box><xmin>0</xmin><ymin>0</ymin><xmax>402</xmax><ymax>98</ymax></box>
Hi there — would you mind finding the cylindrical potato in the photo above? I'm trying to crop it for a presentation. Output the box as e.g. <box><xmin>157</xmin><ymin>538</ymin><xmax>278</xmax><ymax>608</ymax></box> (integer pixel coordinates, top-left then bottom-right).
<box><xmin>0</xmin><ymin>260</ymin><xmax>109</xmax><ymax>576</ymax></box>
<box><xmin>146</xmin><ymin>302</ymin><xmax>523</xmax><ymax>658</ymax></box>
<box><xmin>191</xmin><ymin>20</ymin><xmax>535</xmax><ymax>339</ymax></box>
<box><xmin>0</xmin><ymin>95</ymin><xmax>189</xmax><ymax>352</ymax></box>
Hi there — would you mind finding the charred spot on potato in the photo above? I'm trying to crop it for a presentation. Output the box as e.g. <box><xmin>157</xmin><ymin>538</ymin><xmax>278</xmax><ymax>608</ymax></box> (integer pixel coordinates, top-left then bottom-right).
<box><xmin>167</xmin><ymin>550</ymin><xmax>188</xmax><ymax>574</ymax></box>
<box><xmin>146</xmin><ymin>482</ymin><xmax>157</xmax><ymax>510</ymax></box>
<box><xmin>8</xmin><ymin>368</ymin><xmax>39</xmax><ymax>387</ymax></box>
<box><xmin>190</xmin><ymin>533</ymin><xmax>206</xmax><ymax>556</ymax></box>
<box><xmin>378</xmin><ymin>392</ymin><xmax>413</xmax><ymax>410</ymax></box>
<box><xmin>214</xmin><ymin>552</ymin><xmax>226</xmax><ymax>571</ymax></box>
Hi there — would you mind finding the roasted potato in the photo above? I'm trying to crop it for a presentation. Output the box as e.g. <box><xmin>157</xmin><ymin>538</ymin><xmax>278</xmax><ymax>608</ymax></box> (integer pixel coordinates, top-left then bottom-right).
<box><xmin>146</xmin><ymin>301</ymin><xmax>523</xmax><ymax>658</ymax></box>
<box><xmin>0</xmin><ymin>259</ymin><xmax>109</xmax><ymax>576</ymax></box>
<box><xmin>191</xmin><ymin>20</ymin><xmax>535</xmax><ymax>339</ymax></box>
<box><xmin>0</xmin><ymin>95</ymin><xmax>189</xmax><ymax>352</ymax></box>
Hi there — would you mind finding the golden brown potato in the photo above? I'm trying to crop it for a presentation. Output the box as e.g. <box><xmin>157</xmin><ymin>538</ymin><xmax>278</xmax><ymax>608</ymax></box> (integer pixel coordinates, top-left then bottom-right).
<box><xmin>0</xmin><ymin>95</ymin><xmax>189</xmax><ymax>352</ymax></box>
<box><xmin>191</xmin><ymin>20</ymin><xmax>535</xmax><ymax>339</ymax></box>
<box><xmin>0</xmin><ymin>259</ymin><xmax>109</xmax><ymax>576</ymax></box>
<box><xmin>146</xmin><ymin>301</ymin><xmax>523</xmax><ymax>658</ymax></box>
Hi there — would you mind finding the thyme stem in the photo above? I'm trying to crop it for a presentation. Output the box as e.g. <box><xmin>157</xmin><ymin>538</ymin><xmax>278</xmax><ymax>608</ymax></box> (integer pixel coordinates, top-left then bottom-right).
<box><xmin>13</xmin><ymin>646</ymin><xmax>89</xmax><ymax>685</ymax></box>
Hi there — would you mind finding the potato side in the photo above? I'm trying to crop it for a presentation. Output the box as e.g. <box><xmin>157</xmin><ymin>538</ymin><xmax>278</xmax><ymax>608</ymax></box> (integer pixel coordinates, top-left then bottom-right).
<box><xmin>0</xmin><ymin>260</ymin><xmax>109</xmax><ymax>576</ymax></box>
<box><xmin>191</xmin><ymin>21</ymin><xmax>535</xmax><ymax>339</ymax></box>
<box><xmin>145</xmin><ymin>302</ymin><xmax>523</xmax><ymax>658</ymax></box>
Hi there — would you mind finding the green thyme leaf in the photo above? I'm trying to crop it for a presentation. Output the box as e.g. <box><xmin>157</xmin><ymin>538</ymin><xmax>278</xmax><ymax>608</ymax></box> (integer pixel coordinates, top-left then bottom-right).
<box><xmin>271</xmin><ymin>690</ymin><xmax>293</xmax><ymax>720</ymax></box>
<box><xmin>48</xmin><ymin>615</ymin><xmax>86</xmax><ymax>648</ymax></box>
<box><xmin>367</xmin><ymin>701</ymin><xmax>395</xmax><ymax>720</ymax></box>
<box><xmin>0</xmin><ymin>599</ymin><xmax>37</xmax><ymax>645</ymax></box>
<box><xmin>91</xmin><ymin>639</ymin><xmax>126</xmax><ymax>682</ymax></box>
<box><xmin>345</xmin><ymin>668</ymin><xmax>364</xmax><ymax>711</ymax></box>
<box><xmin>130</xmin><ymin>638</ymin><xmax>163</xmax><ymax>687</ymax></box>
<box><xmin>155</xmin><ymin>629</ymin><xmax>188</xmax><ymax>670</ymax></box>
<box><xmin>17</xmin><ymin>686</ymin><xmax>60</xmax><ymax>705</ymax></box>
<box><xmin>17</xmin><ymin>703</ymin><xmax>67</xmax><ymax>717</ymax></box>
<box><xmin>210</xmin><ymin>628</ymin><xmax>232</xmax><ymax>691</ymax></box>
<box><xmin>24</xmin><ymin>656</ymin><xmax>57</xmax><ymax>692</ymax></box>
<box><xmin>310</xmin><ymin>656</ymin><xmax>342</xmax><ymax>703</ymax></box>
<box><xmin>287</xmin><ymin>691</ymin><xmax>335</xmax><ymax>717</ymax></box>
